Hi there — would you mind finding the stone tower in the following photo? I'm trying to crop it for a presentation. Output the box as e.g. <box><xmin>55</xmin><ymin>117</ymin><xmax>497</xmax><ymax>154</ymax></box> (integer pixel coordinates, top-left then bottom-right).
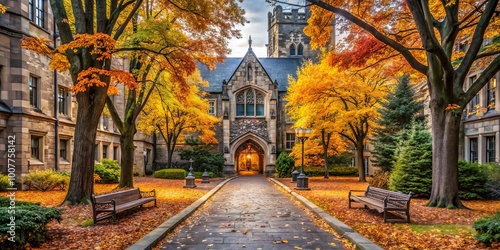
<box><xmin>267</xmin><ymin>5</ymin><xmax>318</xmax><ymax>58</ymax></box>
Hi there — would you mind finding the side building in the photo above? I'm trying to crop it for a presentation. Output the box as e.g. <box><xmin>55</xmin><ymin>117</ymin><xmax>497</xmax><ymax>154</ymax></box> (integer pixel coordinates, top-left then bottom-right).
<box><xmin>0</xmin><ymin>0</ymin><xmax>154</xmax><ymax>188</ymax></box>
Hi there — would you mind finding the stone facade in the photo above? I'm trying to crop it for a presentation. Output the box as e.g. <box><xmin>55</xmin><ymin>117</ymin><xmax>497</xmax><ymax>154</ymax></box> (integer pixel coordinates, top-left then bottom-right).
<box><xmin>0</xmin><ymin>0</ymin><xmax>154</xmax><ymax>188</ymax></box>
<box><xmin>463</xmin><ymin>70</ymin><xmax>500</xmax><ymax>163</ymax></box>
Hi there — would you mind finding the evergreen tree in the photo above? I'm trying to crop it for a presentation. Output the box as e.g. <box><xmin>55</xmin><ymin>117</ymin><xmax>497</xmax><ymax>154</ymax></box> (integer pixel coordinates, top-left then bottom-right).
<box><xmin>389</xmin><ymin>123</ymin><xmax>432</xmax><ymax>197</ymax></box>
<box><xmin>276</xmin><ymin>152</ymin><xmax>295</xmax><ymax>178</ymax></box>
<box><xmin>371</xmin><ymin>74</ymin><xmax>424</xmax><ymax>172</ymax></box>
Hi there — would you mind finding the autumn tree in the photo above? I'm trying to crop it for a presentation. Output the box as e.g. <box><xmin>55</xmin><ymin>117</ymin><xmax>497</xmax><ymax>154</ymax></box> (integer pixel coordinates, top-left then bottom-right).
<box><xmin>138</xmin><ymin>71</ymin><xmax>219</xmax><ymax>168</ymax></box>
<box><xmin>20</xmin><ymin>0</ymin><xmax>245</xmax><ymax>201</ymax></box>
<box><xmin>286</xmin><ymin>58</ymin><xmax>389</xmax><ymax>182</ymax></box>
<box><xmin>271</xmin><ymin>0</ymin><xmax>500</xmax><ymax>208</ymax></box>
<box><xmin>20</xmin><ymin>0</ymin><xmax>144</xmax><ymax>204</ymax></box>
<box><xmin>291</xmin><ymin>106</ymin><xmax>345</xmax><ymax>178</ymax></box>
<box><xmin>371</xmin><ymin>74</ymin><xmax>424</xmax><ymax>172</ymax></box>
<box><xmin>106</xmin><ymin>0</ymin><xmax>245</xmax><ymax>188</ymax></box>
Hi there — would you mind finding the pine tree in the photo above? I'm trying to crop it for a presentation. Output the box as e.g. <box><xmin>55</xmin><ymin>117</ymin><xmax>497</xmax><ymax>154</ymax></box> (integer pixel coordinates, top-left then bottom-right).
<box><xmin>389</xmin><ymin>123</ymin><xmax>432</xmax><ymax>197</ymax></box>
<box><xmin>371</xmin><ymin>74</ymin><xmax>424</xmax><ymax>172</ymax></box>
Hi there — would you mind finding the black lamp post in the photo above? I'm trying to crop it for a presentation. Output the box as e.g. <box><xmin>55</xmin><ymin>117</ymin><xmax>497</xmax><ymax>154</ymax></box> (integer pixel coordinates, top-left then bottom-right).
<box><xmin>295</xmin><ymin>128</ymin><xmax>311</xmax><ymax>190</ymax></box>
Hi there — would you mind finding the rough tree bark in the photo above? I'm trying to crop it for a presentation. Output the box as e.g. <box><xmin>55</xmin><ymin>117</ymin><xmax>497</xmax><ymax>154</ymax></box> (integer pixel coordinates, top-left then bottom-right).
<box><xmin>321</xmin><ymin>129</ymin><xmax>331</xmax><ymax>179</ymax></box>
<box><xmin>355</xmin><ymin>139</ymin><xmax>366</xmax><ymax>182</ymax></box>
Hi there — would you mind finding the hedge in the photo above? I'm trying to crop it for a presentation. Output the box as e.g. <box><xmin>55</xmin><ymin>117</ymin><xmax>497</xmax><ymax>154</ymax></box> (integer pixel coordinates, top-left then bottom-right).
<box><xmin>154</xmin><ymin>169</ymin><xmax>186</xmax><ymax>179</ymax></box>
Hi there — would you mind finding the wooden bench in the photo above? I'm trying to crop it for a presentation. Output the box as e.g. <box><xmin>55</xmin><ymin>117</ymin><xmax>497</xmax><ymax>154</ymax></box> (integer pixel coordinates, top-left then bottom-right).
<box><xmin>349</xmin><ymin>185</ymin><xmax>411</xmax><ymax>223</ymax></box>
<box><xmin>91</xmin><ymin>188</ymin><xmax>156</xmax><ymax>224</ymax></box>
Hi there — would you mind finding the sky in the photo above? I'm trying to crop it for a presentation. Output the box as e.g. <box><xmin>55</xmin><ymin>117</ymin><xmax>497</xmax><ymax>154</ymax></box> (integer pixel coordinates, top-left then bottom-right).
<box><xmin>228</xmin><ymin>1</ymin><xmax>273</xmax><ymax>58</ymax></box>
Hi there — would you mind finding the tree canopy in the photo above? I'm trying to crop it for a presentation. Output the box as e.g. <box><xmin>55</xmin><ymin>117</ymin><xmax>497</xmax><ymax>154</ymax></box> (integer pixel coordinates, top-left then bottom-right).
<box><xmin>271</xmin><ymin>0</ymin><xmax>500</xmax><ymax>208</ymax></box>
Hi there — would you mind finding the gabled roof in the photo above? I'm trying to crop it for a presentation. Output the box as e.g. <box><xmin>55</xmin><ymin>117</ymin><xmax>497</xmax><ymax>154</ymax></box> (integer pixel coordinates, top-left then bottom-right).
<box><xmin>198</xmin><ymin>57</ymin><xmax>303</xmax><ymax>93</ymax></box>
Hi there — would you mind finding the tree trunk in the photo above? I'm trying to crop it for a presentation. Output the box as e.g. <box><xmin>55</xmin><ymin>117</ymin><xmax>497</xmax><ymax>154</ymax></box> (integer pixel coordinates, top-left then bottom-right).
<box><xmin>322</xmin><ymin>129</ymin><xmax>330</xmax><ymax>179</ymax></box>
<box><xmin>118</xmin><ymin>125</ymin><xmax>136</xmax><ymax>188</ymax></box>
<box><xmin>167</xmin><ymin>139</ymin><xmax>174</xmax><ymax>168</ymax></box>
<box><xmin>426</xmin><ymin>103</ymin><xmax>465</xmax><ymax>208</ymax></box>
<box><xmin>63</xmin><ymin>88</ymin><xmax>107</xmax><ymax>205</ymax></box>
<box><xmin>356</xmin><ymin>140</ymin><xmax>366</xmax><ymax>182</ymax></box>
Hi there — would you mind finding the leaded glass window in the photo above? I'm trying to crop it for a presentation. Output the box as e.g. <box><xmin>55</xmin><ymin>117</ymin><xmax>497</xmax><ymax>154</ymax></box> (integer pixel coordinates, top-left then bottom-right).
<box><xmin>236</xmin><ymin>89</ymin><xmax>265</xmax><ymax>117</ymax></box>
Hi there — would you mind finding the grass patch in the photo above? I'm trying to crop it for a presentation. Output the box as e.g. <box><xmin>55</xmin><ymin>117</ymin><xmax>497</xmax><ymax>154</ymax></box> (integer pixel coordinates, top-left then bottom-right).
<box><xmin>404</xmin><ymin>224</ymin><xmax>475</xmax><ymax>236</ymax></box>
<box><xmin>81</xmin><ymin>219</ymin><xmax>94</xmax><ymax>227</ymax></box>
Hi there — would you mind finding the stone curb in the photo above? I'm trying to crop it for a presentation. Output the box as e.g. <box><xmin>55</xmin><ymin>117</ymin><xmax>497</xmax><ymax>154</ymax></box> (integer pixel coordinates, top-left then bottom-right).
<box><xmin>270</xmin><ymin>178</ymin><xmax>384</xmax><ymax>250</ymax></box>
<box><xmin>127</xmin><ymin>177</ymin><xmax>236</xmax><ymax>250</ymax></box>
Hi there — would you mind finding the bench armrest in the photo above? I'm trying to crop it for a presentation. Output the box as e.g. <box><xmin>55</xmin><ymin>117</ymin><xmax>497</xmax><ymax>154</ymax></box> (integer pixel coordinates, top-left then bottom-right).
<box><xmin>141</xmin><ymin>189</ymin><xmax>156</xmax><ymax>198</ymax></box>
<box><xmin>349</xmin><ymin>189</ymin><xmax>366</xmax><ymax>197</ymax></box>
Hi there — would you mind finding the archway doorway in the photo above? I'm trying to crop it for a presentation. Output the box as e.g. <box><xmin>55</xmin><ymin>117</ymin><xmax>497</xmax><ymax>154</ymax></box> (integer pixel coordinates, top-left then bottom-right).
<box><xmin>235</xmin><ymin>141</ymin><xmax>264</xmax><ymax>174</ymax></box>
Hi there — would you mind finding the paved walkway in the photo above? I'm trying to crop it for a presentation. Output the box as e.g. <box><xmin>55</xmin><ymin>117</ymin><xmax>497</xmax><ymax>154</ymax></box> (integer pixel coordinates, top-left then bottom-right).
<box><xmin>161</xmin><ymin>175</ymin><xmax>345</xmax><ymax>250</ymax></box>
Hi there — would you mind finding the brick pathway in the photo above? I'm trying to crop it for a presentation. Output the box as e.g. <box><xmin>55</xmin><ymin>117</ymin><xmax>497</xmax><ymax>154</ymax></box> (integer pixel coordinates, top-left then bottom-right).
<box><xmin>161</xmin><ymin>174</ymin><xmax>345</xmax><ymax>250</ymax></box>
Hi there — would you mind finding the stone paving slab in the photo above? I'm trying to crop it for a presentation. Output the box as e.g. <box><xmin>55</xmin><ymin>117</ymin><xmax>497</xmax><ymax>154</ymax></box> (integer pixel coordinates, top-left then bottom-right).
<box><xmin>270</xmin><ymin>178</ymin><xmax>383</xmax><ymax>250</ymax></box>
<box><xmin>161</xmin><ymin>175</ymin><xmax>344</xmax><ymax>250</ymax></box>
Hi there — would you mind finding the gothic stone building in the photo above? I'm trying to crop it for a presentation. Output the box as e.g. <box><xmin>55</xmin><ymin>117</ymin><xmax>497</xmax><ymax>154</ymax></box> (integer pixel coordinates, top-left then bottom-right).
<box><xmin>194</xmin><ymin>6</ymin><xmax>321</xmax><ymax>175</ymax></box>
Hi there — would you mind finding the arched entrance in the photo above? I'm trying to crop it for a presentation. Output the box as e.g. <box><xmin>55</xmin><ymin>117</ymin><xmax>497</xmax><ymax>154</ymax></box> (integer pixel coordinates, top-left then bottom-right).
<box><xmin>235</xmin><ymin>141</ymin><xmax>264</xmax><ymax>174</ymax></box>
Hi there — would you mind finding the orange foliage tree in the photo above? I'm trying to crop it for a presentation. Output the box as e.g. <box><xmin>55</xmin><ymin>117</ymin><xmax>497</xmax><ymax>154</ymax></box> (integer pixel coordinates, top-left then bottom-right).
<box><xmin>106</xmin><ymin>0</ymin><xmax>245</xmax><ymax>188</ymax></box>
<box><xmin>20</xmin><ymin>0</ymin><xmax>142</xmax><ymax>205</ymax></box>
<box><xmin>137</xmin><ymin>71</ymin><xmax>220</xmax><ymax>168</ymax></box>
<box><xmin>19</xmin><ymin>0</ymin><xmax>243</xmax><ymax>204</ymax></box>
<box><xmin>286</xmin><ymin>58</ymin><xmax>390</xmax><ymax>182</ymax></box>
<box><xmin>270</xmin><ymin>0</ymin><xmax>500</xmax><ymax>208</ymax></box>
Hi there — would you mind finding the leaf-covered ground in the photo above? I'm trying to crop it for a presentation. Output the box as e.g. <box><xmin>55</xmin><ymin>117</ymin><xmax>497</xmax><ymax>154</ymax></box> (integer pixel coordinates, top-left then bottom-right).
<box><xmin>1</xmin><ymin>177</ymin><xmax>222</xmax><ymax>250</ymax></box>
<box><xmin>277</xmin><ymin>177</ymin><xmax>500</xmax><ymax>250</ymax></box>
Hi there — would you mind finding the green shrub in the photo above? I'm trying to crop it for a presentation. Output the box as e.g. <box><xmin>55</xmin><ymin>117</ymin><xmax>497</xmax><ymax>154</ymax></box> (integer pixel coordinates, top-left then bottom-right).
<box><xmin>0</xmin><ymin>173</ymin><xmax>12</xmax><ymax>191</ymax></box>
<box><xmin>133</xmin><ymin>171</ymin><xmax>140</xmax><ymax>176</ymax></box>
<box><xmin>154</xmin><ymin>169</ymin><xmax>186</xmax><ymax>179</ymax></box>
<box><xmin>482</xmin><ymin>163</ymin><xmax>500</xmax><ymax>199</ymax></box>
<box><xmin>473</xmin><ymin>212</ymin><xmax>500</xmax><ymax>246</ymax></box>
<box><xmin>276</xmin><ymin>151</ymin><xmax>295</xmax><ymax>177</ymax></box>
<box><xmin>94</xmin><ymin>159</ymin><xmax>120</xmax><ymax>183</ymax></box>
<box><xmin>178</xmin><ymin>144</ymin><xmax>225</xmax><ymax>176</ymax></box>
<box><xmin>193</xmin><ymin>171</ymin><xmax>215</xmax><ymax>178</ymax></box>
<box><xmin>330</xmin><ymin>166</ymin><xmax>359</xmax><ymax>176</ymax></box>
<box><xmin>23</xmin><ymin>169</ymin><xmax>70</xmax><ymax>191</ymax></box>
<box><xmin>0</xmin><ymin>197</ymin><xmax>62</xmax><ymax>249</ymax></box>
<box><xmin>389</xmin><ymin>123</ymin><xmax>432</xmax><ymax>197</ymax></box>
<box><xmin>458</xmin><ymin>160</ymin><xmax>489</xmax><ymax>199</ymax></box>
<box><xmin>369</xmin><ymin>171</ymin><xmax>390</xmax><ymax>189</ymax></box>
<box><xmin>145</xmin><ymin>168</ymin><xmax>154</xmax><ymax>176</ymax></box>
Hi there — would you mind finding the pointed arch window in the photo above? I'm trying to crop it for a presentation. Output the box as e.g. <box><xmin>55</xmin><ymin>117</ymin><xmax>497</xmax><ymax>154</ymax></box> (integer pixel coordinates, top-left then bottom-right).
<box><xmin>247</xmin><ymin>63</ymin><xmax>253</xmax><ymax>81</ymax></box>
<box><xmin>290</xmin><ymin>44</ymin><xmax>296</xmax><ymax>56</ymax></box>
<box><xmin>298</xmin><ymin>44</ymin><xmax>304</xmax><ymax>56</ymax></box>
<box><xmin>236</xmin><ymin>89</ymin><xmax>265</xmax><ymax>117</ymax></box>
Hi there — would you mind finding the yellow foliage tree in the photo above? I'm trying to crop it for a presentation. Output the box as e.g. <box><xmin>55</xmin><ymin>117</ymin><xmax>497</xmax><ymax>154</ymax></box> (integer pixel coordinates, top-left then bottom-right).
<box><xmin>286</xmin><ymin>57</ymin><xmax>390</xmax><ymax>182</ymax></box>
<box><xmin>138</xmin><ymin>71</ymin><xmax>220</xmax><ymax>168</ymax></box>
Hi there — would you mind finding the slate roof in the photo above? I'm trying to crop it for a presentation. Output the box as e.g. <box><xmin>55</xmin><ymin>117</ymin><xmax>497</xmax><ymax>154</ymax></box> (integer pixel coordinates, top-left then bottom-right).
<box><xmin>0</xmin><ymin>101</ymin><xmax>11</xmax><ymax>113</ymax></box>
<box><xmin>198</xmin><ymin>57</ymin><xmax>303</xmax><ymax>92</ymax></box>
